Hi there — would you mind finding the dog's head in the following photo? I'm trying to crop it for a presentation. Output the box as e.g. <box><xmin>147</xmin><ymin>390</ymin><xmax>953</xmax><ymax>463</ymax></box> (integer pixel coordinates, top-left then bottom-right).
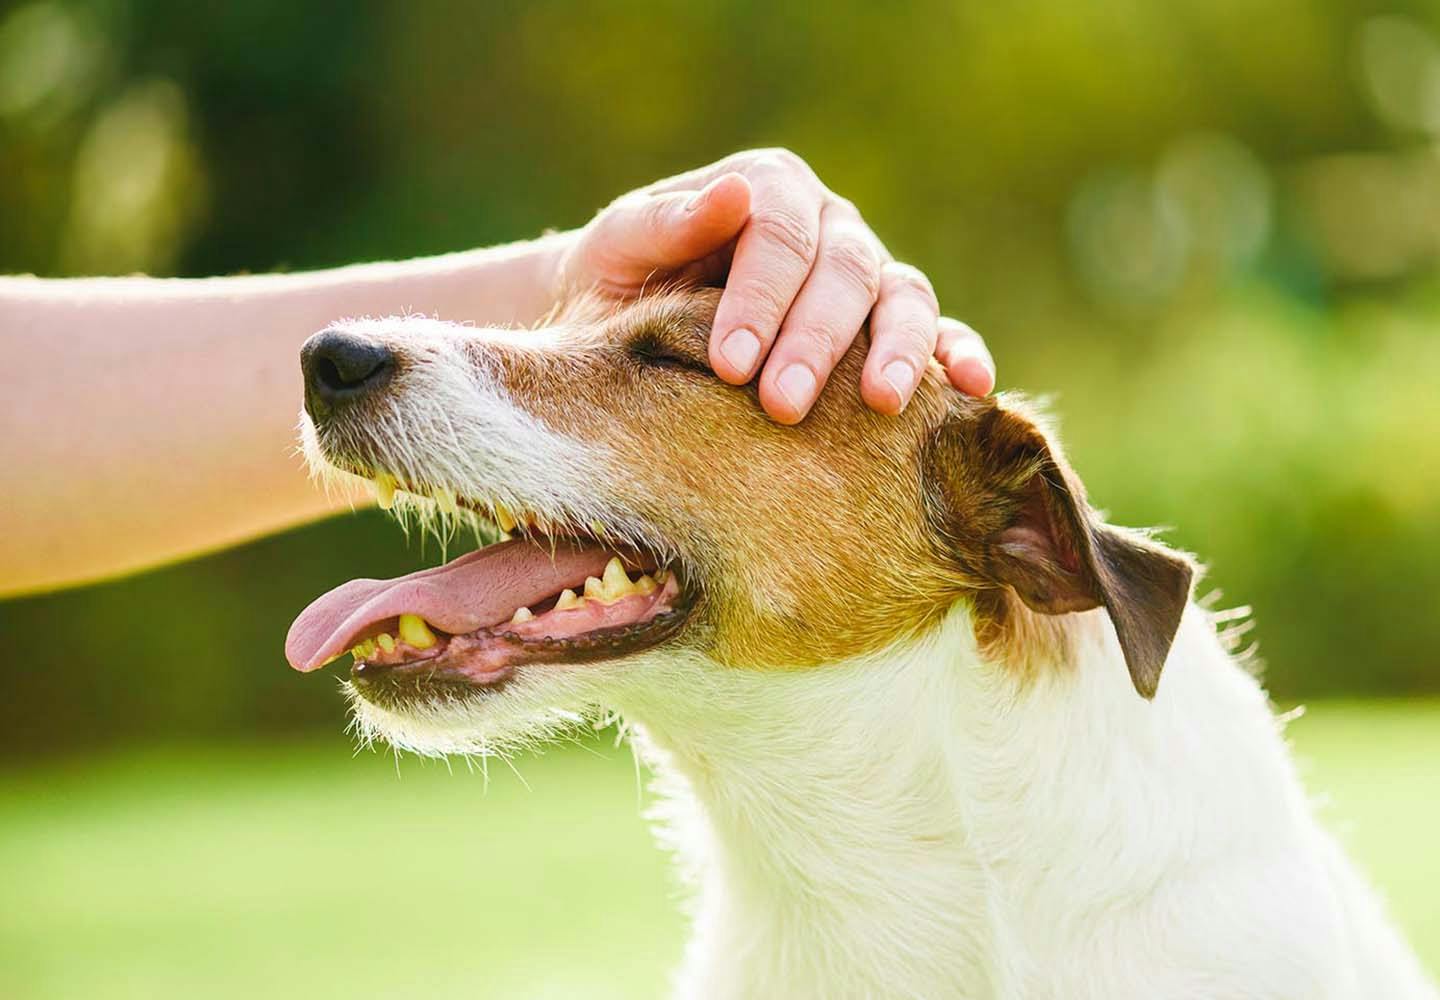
<box><xmin>286</xmin><ymin>287</ymin><xmax>1191</xmax><ymax>755</ymax></box>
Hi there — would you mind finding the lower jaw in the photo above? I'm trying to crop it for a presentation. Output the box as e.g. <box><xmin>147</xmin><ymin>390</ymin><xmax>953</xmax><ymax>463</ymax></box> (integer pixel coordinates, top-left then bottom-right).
<box><xmin>349</xmin><ymin>597</ymin><xmax>694</xmax><ymax>707</ymax></box>
<box><xmin>351</xmin><ymin>660</ymin><xmax>515</xmax><ymax>710</ymax></box>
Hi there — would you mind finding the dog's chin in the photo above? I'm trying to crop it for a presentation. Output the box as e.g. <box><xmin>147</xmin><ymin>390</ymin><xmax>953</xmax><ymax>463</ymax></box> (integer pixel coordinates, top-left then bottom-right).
<box><xmin>343</xmin><ymin>655</ymin><xmax>642</xmax><ymax>759</ymax></box>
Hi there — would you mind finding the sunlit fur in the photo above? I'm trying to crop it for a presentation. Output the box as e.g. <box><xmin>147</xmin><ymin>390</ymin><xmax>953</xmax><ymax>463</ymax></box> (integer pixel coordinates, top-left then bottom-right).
<box><xmin>301</xmin><ymin>289</ymin><xmax>1436</xmax><ymax>999</ymax></box>
<box><xmin>622</xmin><ymin>607</ymin><xmax>1437</xmax><ymax>999</ymax></box>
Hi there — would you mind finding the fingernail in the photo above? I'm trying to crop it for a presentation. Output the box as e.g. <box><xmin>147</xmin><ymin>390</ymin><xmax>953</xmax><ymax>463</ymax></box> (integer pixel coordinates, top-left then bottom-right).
<box><xmin>882</xmin><ymin>360</ymin><xmax>917</xmax><ymax>405</ymax></box>
<box><xmin>685</xmin><ymin>178</ymin><xmax>719</xmax><ymax>212</ymax></box>
<box><xmin>720</xmin><ymin>328</ymin><xmax>761</xmax><ymax>376</ymax></box>
<box><xmin>954</xmin><ymin>357</ymin><xmax>996</xmax><ymax>396</ymax></box>
<box><xmin>775</xmin><ymin>364</ymin><xmax>818</xmax><ymax>414</ymax></box>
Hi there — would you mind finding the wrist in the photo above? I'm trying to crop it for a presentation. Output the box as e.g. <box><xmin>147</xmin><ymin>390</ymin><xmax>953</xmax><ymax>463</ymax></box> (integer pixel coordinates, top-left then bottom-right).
<box><xmin>414</xmin><ymin>231</ymin><xmax>575</xmax><ymax>329</ymax></box>
<box><xmin>528</xmin><ymin>228</ymin><xmax>576</xmax><ymax>319</ymax></box>
<box><xmin>467</xmin><ymin>228</ymin><xmax>576</xmax><ymax>327</ymax></box>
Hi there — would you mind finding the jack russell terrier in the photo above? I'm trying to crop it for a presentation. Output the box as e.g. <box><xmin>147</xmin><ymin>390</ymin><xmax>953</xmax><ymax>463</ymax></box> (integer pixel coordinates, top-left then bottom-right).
<box><xmin>285</xmin><ymin>286</ymin><xmax>1436</xmax><ymax>999</ymax></box>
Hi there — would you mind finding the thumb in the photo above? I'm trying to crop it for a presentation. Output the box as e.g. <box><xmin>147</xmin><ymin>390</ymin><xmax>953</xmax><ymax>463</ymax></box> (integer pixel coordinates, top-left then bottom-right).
<box><xmin>591</xmin><ymin>172</ymin><xmax>751</xmax><ymax>278</ymax></box>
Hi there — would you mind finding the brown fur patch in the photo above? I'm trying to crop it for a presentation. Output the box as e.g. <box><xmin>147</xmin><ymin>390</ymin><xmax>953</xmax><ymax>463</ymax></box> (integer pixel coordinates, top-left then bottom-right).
<box><xmin>483</xmin><ymin>288</ymin><xmax>963</xmax><ymax>668</ymax></box>
<box><xmin>365</xmin><ymin>285</ymin><xmax>1189</xmax><ymax>686</ymax></box>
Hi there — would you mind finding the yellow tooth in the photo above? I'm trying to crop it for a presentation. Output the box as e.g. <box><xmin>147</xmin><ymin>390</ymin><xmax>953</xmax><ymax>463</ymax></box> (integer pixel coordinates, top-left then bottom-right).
<box><xmin>555</xmin><ymin>588</ymin><xmax>584</xmax><ymax>610</ymax></box>
<box><xmin>510</xmin><ymin>606</ymin><xmax>534</xmax><ymax>624</ymax></box>
<box><xmin>634</xmin><ymin>574</ymin><xmax>658</xmax><ymax>595</ymax></box>
<box><xmin>433</xmin><ymin>488</ymin><xmax>457</xmax><ymax>515</ymax></box>
<box><xmin>373</xmin><ymin>473</ymin><xmax>397</xmax><ymax>510</ymax></box>
<box><xmin>583</xmin><ymin>576</ymin><xmax>605</xmax><ymax>600</ymax></box>
<box><xmin>352</xmin><ymin>638</ymin><xmax>378</xmax><ymax>660</ymax></box>
<box><xmin>589</xmin><ymin>519</ymin><xmax>606</xmax><ymax>537</ymax></box>
<box><xmin>376</xmin><ymin>633</ymin><xmax>395</xmax><ymax>653</ymax></box>
<box><xmin>351</xmin><ymin>645</ymin><xmax>364</xmax><ymax>661</ymax></box>
<box><xmin>493</xmin><ymin>503</ymin><xmax>518</xmax><ymax>533</ymax></box>
<box><xmin>602</xmin><ymin>557</ymin><xmax>635</xmax><ymax>599</ymax></box>
<box><xmin>398</xmin><ymin>613</ymin><xmax>437</xmax><ymax>649</ymax></box>
<box><xmin>654</xmin><ymin>568</ymin><xmax>670</xmax><ymax>585</ymax></box>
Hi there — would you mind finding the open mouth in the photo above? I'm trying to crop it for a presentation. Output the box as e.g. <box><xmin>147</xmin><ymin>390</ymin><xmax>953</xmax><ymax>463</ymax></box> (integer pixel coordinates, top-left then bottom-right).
<box><xmin>284</xmin><ymin>490</ymin><xmax>691</xmax><ymax>699</ymax></box>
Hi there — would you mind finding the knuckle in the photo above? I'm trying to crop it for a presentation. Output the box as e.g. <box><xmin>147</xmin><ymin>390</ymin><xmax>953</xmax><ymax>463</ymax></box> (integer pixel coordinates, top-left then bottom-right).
<box><xmin>600</xmin><ymin>191</ymin><xmax>657</xmax><ymax>234</ymax></box>
<box><xmin>791</xmin><ymin>318</ymin><xmax>854</xmax><ymax>366</ymax></box>
<box><xmin>881</xmin><ymin>317</ymin><xmax>936</xmax><ymax>359</ymax></box>
<box><xmin>639</xmin><ymin>193</ymin><xmax>674</xmax><ymax>234</ymax></box>
<box><xmin>747</xmin><ymin>148</ymin><xmax>817</xmax><ymax>186</ymax></box>
<box><xmin>938</xmin><ymin>316</ymin><xmax>985</xmax><ymax>348</ymax></box>
<box><xmin>758</xmin><ymin>146</ymin><xmax>808</xmax><ymax>174</ymax></box>
<box><xmin>882</xmin><ymin>261</ymin><xmax>938</xmax><ymax>310</ymax></box>
<box><xmin>823</xmin><ymin>232</ymin><xmax>882</xmax><ymax>299</ymax></box>
<box><xmin>752</xmin><ymin>205</ymin><xmax>820</xmax><ymax>264</ymax></box>
<box><xmin>738</xmin><ymin>268</ymin><xmax>798</xmax><ymax>321</ymax></box>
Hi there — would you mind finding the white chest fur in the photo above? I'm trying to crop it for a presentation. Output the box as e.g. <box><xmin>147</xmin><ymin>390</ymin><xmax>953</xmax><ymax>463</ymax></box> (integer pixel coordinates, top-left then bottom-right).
<box><xmin>612</xmin><ymin>606</ymin><xmax>1436</xmax><ymax>1000</ymax></box>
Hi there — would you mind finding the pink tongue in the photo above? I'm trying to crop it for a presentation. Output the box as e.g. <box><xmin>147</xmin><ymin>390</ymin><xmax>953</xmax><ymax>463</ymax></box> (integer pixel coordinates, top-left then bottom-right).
<box><xmin>285</xmin><ymin>539</ymin><xmax>621</xmax><ymax>672</ymax></box>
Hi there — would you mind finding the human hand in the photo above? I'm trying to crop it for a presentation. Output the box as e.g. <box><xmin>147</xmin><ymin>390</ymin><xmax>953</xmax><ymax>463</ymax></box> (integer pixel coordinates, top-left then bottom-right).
<box><xmin>553</xmin><ymin>149</ymin><xmax>995</xmax><ymax>423</ymax></box>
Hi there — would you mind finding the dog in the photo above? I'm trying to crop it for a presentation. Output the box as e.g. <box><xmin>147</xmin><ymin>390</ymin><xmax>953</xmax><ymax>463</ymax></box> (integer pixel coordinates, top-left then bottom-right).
<box><xmin>286</xmin><ymin>286</ymin><xmax>1436</xmax><ymax>999</ymax></box>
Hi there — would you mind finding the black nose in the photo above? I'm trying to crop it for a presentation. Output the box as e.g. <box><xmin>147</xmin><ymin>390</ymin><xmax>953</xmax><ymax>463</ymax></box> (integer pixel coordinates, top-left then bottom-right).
<box><xmin>301</xmin><ymin>329</ymin><xmax>395</xmax><ymax>418</ymax></box>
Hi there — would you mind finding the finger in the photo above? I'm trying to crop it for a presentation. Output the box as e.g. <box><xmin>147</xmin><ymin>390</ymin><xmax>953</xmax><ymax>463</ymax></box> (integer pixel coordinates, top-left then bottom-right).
<box><xmin>935</xmin><ymin>316</ymin><xmax>996</xmax><ymax>396</ymax></box>
<box><xmin>643</xmin><ymin>147</ymin><xmax>807</xmax><ymax>196</ymax></box>
<box><xmin>707</xmin><ymin>166</ymin><xmax>825</xmax><ymax>385</ymax></box>
<box><xmin>581</xmin><ymin>173</ymin><xmax>751</xmax><ymax>289</ymax></box>
<box><xmin>860</xmin><ymin>262</ymin><xmax>940</xmax><ymax>415</ymax></box>
<box><xmin>755</xmin><ymin>205</ymin><xmax>883</xmax><ymax>424</ymax></box>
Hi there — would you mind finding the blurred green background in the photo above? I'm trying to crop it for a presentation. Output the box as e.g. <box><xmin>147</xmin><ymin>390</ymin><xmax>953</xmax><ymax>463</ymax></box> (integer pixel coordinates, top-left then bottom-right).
<box><xmin>0</xmin><ymin>0</ymin><xmax>1436</xmax><ymax>995</ymax></box>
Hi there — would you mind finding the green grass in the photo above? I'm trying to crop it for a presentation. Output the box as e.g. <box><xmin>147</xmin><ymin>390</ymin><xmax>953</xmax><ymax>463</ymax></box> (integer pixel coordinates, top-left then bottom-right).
<box><xmin>1</xmin><ymin>702</ymin><xmax>1436</xmax><ymax>999</ymax></box>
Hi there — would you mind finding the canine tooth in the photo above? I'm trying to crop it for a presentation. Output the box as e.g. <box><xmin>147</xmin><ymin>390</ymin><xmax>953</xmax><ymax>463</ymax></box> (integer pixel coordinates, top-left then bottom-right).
<box><xmin>635</xmin><ymin>574</ymin><xmax>658</xmax><ymax>595</ymax></box>
<box><xmin>433</xmin><ymin>488</ymin><xmax>457</xmax><ymax>515</ymax></box>
<box><xmin>352</xmin><ymin>638</ymin><xmax>378</xmax><ymax>660</ymax></box>
<box><xmin>376</xmin><ymin>632</ymin><xmax>395</xmax><ymax>653</ymax></box>
<box><xmin>373</xmin><ymin>473</ymin><xmax>397</xmax><ymax>510</ymax></box>
<box><xmin>493</xmin><ymin>503</ymin><xmax>518</xmax><ymax>533</ymax></box>
<box><xmin>589</xmin><ymin>520</ymin><xmax>606</xmax><ymax>537</ymax></box>
<box><xmin>398</xmin><ymin>613</ymin><xmax>437</xmax><ymax>649</ymax></box>
<box><xmin>583</xmin><ymin>575</ymin><xmax>605</xmax><ymax>600</ymax></box>
<box><xmin>654</xmin><ymin>569</ymin><xmax>670</xmax><ymax>585</ymax></box>
<box><xmin>555</xmin><ymin>588</ymin><xmax>584</xmax><ymax>610</ymax></box>
<box><xmin>602</xmin><ymin>557</ymin><xmax>635</xmax><ymax>599</ymax></box>
<box><xmin>510</xmin><ymin>606</ymin><xmax>534</xmax><ymax>624</ymax></box>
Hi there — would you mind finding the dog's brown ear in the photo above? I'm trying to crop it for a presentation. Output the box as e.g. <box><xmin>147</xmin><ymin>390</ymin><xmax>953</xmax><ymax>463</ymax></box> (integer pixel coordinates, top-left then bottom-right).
<box><xmin>925</xmin><ymin>398</ymin><xmax>1193</xmax><ymax>698</ymax></box>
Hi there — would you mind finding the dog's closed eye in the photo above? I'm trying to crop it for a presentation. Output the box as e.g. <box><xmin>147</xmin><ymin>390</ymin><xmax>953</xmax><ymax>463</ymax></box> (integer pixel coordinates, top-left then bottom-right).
<box><xmin>627</xmin><ymin>330</ymin><xmax>714</xmax><ymax>376</ymax></box>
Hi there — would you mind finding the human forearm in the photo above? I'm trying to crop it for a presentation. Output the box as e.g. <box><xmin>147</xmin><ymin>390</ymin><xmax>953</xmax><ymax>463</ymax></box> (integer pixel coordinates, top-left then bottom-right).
<box><xmin>0</xmin><ymin>238</ymin><xmax>565</xmax><ymax>597</ymax></box>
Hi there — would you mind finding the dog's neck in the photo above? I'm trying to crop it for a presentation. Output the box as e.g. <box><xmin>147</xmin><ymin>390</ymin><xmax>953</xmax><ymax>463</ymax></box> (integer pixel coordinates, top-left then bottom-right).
<box><xmin>615</xmin><ymin>603</ymin><xmax>1304</xmax><ymax>999</ymax></box>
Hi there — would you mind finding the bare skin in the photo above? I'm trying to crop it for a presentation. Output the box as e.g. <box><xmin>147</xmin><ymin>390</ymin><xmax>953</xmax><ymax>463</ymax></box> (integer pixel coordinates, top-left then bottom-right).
<box><xmin>0</xmin><ymin>150</ymin><xmax>994</xmax><ymax>598</ymax></box>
